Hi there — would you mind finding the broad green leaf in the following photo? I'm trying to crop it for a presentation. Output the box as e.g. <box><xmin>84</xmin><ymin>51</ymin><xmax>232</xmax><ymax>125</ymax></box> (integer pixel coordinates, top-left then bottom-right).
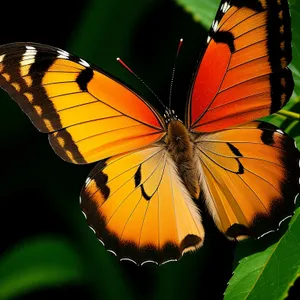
<box><xmin>224</xmin><ymin>208</ymin><xmax>300</xmax><ymax>300</ymax></box>
<box><xmin>176</xmin><ymin>0</ymin><xmax>219</xmax><ymax>29</ymax></box>
<box><xmin>0</xmin><ymin>237</ymin><xmax>83</xmax><ymax>300</ymax></box>
<box><xmin>290</xmin><ymin>0</ymin><xmax>300</xmax><ymax>97</ymax></box>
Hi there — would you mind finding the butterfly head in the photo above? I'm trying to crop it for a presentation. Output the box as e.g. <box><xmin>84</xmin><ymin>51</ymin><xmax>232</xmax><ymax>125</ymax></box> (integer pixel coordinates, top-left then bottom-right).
<box><xmin>165</xmin><ymin>115</ymin><xmax>191</xmax><ymax>155</ymax></box>
<box><xmin>164</xmin><ymin>108</ymin><xmax>180</xmax><ymax>124</ymax></box>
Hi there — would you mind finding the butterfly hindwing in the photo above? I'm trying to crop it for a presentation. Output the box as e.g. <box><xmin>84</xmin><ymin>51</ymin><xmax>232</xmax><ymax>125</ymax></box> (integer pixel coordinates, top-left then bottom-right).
<box><xmin>81</xmin><ymin>145</ymin><xmax>204</xmax><ymax>265</ymax></box>
<box><xmin>196</xmin><ymin>121</ymin><xmax>299</xmax><ymax>239</ymax></box>
<box><xmin>187</xmin><ymin>0</ymin><xmax>293</xmax><ymax>132</ymax></box>
<box><xmin>0</xmin><ymin>43</ymin><xmax>165</xmax><ymax>164</ymax></box>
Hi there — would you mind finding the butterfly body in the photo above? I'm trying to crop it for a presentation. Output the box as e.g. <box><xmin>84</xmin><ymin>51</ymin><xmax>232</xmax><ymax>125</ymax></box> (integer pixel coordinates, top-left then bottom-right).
<box><xmin>0</xmin><ymin>0</ymin><xmax>299</xmax><ymax>265</ymax></box>
<box><xmin>165</xmin><ymin>118</ymin><xmax>201</xmax><ymax>199</ymax></box>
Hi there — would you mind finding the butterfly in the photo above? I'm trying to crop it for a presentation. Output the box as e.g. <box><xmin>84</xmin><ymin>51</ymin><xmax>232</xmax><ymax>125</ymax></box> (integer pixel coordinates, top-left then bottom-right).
<box><xmin>0</xmin><ymin>0</ymin><xmax>299</xmax><ymax>266</ymax></box>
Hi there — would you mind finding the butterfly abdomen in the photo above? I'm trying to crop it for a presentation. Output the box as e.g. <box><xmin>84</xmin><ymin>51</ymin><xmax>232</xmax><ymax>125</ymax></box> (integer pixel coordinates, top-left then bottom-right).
<box><xmin>165</xmin><ymin>119</ymin><xmax>200</xmax><ymax>199</ymax></box>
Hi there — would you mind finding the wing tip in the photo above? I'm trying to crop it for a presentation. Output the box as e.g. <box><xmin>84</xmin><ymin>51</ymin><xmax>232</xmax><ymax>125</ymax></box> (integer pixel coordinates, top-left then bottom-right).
<box><xmin>49</xmin><ymin>131</ymin><xmax>87</xmax><ymax>164</ymax></box>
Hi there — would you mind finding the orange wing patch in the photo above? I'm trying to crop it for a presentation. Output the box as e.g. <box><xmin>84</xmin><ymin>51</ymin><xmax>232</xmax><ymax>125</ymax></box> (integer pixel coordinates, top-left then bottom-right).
<box><xmin>187</xmin><ymin>0</ymin><xmax>293</xmax><ymax>132</ymax></box>
<box><xmin>0</xmin><ymin>43</ymin><xmax>165</xmax><ymax>164</ymax></box>
<box><xmin>81</xmin><ymin>146</ymin><xmax>204</xmax><ymax>265</ymax></box>
<box><xmin>196</xmin><ymin>122</ymin><xmax>299</xmax><ymax>239</ymax></box>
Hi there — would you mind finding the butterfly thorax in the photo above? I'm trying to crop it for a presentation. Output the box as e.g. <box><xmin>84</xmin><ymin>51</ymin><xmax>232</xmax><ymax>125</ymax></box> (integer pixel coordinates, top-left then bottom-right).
<box><xmin>165</xmin><ymin>119</ymin><xmax>200</xmax><ymax>199</ymax></box>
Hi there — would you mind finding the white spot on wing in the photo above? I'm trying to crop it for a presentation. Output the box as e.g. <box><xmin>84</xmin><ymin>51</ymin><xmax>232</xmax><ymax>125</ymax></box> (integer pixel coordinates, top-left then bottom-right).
<box><xmin>276</xmin><ymin>129</ymin><xmax>284</xmax><ymax>134</ymax></box>
<box><xmin>82</xmin><ymin>211</ymin><xmax>87</xmax><ymax>219</ymax></box>
<box><xmin>278</xmin><ymin>215</ymin><xmax>292</xmax><ymax>227</ymax></box>
<box><xmin>257</xmin><ymin>211</ymin><xmax>295</xmax><ymax>240</ymax></box>
<box><xmin>79</xmin><ymin>196</ymin><xmax>82</xmax><ymax>204</ymax></box>
<box><xmin>23</xmin><ymin>55</ymin><xmax>35</xmax><ymax>60</ymax></box>
<box><xmin>120</xmin><ymin>258</ymin><xmax>138</xmax><ymax>265</ymax></box>
<box><xmin>212</xmin><ymin>20</ymin><xmax>219</xmax><ymax>32</ymax></box>
<box><xmin>226</xmin><ymin>2</ymin><xmax>231</xmax><ymax>12</ymax></box>
<box><xmin>161</xmin><ymin>259</ymin><xmax>177</xmax><ymax>265</ymax></box>
<box><xmin>141</xmin><ymin>260</ymin><xmax>158</xmax><ymax>266</ymax></box>
<box><xmin>98</xmin><ymin>239</ymin><xmax>105</xmax><ymax>246</ymax></box>
<box><xmin>220</xmin><ymin>3</ymin><xmax>225</xmax><ymax>12</ymax></box>
<box><xmin>57</xmin><ymin>54</ymin><xmax>69</xmax><ymax>59</ymax></box>
<box><xmin>221</xmin><ymin>2</ymin><xmax>230</xmax><ymax>13</ymax></box>
<box><xmin>0</xmin><ymin>54</ymin><xmax>5</xmax><ymax>63</ymax></box>
<box><xmin>89</xmin><ymin>226</ymin><xmax>96</xmax><ymax>234</ymax></box>
<box><xmin>85</xmin><ymin>177</ymin><xmax>91</xmax><ymax>185</ymax></box>
<box><xmin>24</xmin><ymin>49</ymin><xmax>37</xmax><ymax>56</ymax></box>
<box><xmin>207</xmin><ymin>36</ymin><xmax>211</xmax><ymax>44</ymax></box>
<box><xmin>79</xmin><ymin>58</ymin><xmax>90</xmax><ymax>67</ymax></box>
<box><xmin>57</xmin><ymin>49</ymin><xmax>69</xmax><ymax>57</ymax></box>
<box><xmin>294</xmin><ymin>193</ymin><xmax>299</xmax><ymax>204</ymax></box>
<box><xmin>26</xmin><ymin>45</ymin><xmax>36</xmax><ymax>50</ymax></box>
<box><xmin>23</xmin><ymin>46</ymin><xmax>37</xmax><ymax>63</ymax></box>
<box><xmin>257</xmin><ymin>230</ymin><xmax>275</xmax><ymax>239</ymax></box>
<box><xmin>107</xmin><ymin>249</ymin><xmax>117</xmax><ymax>256</ymax></box>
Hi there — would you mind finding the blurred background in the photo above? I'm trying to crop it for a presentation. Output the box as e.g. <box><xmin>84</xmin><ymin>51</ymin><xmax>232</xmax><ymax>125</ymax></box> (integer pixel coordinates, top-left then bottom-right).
<box><xmin>0</xmin><ymin>0</ymin><xmax>298</xmax><ymax>299</ymax></box>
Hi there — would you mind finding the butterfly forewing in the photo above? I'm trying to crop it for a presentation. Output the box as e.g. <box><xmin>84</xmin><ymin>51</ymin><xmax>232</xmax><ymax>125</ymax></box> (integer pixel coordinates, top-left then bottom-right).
<box><xmin>186</xmin><ymin>0</ymin><xmax>294</xmax><ymax>132</ymax></box>
<box><xmin>0</xmin><ymin>43</ymin><xmax>165</xmax><ymax>164</ymax></box>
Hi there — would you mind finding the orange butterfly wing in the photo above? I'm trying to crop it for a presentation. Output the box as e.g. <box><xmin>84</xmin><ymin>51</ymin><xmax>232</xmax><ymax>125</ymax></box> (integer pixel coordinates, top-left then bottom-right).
<box><xmin>197</xmin><ymin>122</ymin><xmax>299</xmax><ymax>239</ymax></box>
<box><xmin>81</xmin><ymin>145</ymin><xmax>204</xmax><ymax>265</ymax></box>
<box><xmin>186</xmin><ymin>0</ymin><xmax>293</xmax><ymax>132</ymax></box>
<box><xmin>0</xmin><ymin>43</ymin><xmax>165</xmax><ymax>164</ymax></box>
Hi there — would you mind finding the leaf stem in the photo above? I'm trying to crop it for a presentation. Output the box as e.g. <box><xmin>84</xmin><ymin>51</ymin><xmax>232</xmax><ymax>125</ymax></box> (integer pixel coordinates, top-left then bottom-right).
<box><xmin>276</xmin><ymin>110</ymin><xmax>300</xmax><ymax>120</ymax></box>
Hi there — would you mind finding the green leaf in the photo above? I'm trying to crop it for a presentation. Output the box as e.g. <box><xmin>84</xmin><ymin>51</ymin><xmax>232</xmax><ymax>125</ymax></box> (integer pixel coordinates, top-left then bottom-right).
<box><xmin>224</xmin><ymin>208</ymin><xmax>300</xmax><ymax>300</ymax></box>
<box><xmin>176</xmin><ymin>0</ymin><xmax>218</xmax><ymax>29</ymax></box>
<box><xmin>0</xmin><ymin>237</ymin><xmax>84</xmax><ymax>300</ymax></box>
<box><xmin>290</xmin><ymin>0</ymin><xmax>300</xmax><ymax>97</ymax></box>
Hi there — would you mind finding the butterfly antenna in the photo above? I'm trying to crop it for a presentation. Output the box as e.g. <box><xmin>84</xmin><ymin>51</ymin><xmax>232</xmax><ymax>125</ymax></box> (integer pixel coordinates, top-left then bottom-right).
<box><xmin>117</xmin><ymin>57</ymin><xmax>166</xmax><ymax>109</ymax></box>
<box><xmin>168</xmin><ymin>38</ymin><xmax>183</xmax><ymax>109</ymax></box>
